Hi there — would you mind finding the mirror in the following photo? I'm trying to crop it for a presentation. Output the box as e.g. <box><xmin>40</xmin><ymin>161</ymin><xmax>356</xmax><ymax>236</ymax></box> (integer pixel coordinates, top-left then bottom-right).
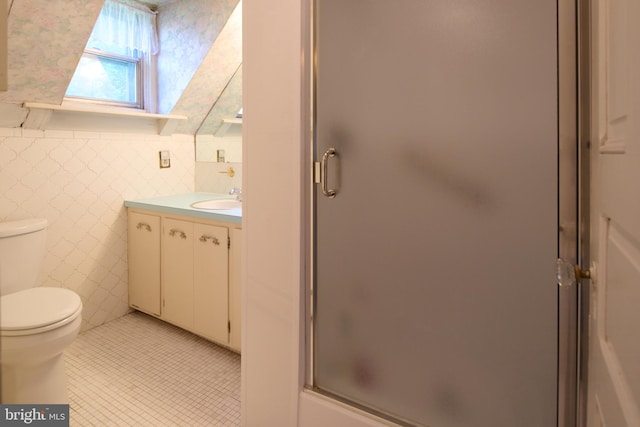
<box><xmin>195</xmin><ymin>64</ymin><xmax>242</xmax><ymax>162</ymax></box>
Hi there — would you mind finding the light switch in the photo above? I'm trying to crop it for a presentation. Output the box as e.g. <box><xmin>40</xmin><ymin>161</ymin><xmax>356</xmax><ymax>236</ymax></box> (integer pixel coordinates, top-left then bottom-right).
<box><xmin>159</xmin><ymin>150</ymin><xmax>170</xmax><ymax>168</ymax></box>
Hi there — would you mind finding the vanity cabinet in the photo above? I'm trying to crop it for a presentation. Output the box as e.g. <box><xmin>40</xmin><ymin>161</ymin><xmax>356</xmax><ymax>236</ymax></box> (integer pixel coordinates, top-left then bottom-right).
<box><xmin>127</xmin><ymin>208</ymin><xmax>241</xmax><ymax>352</ymax></box>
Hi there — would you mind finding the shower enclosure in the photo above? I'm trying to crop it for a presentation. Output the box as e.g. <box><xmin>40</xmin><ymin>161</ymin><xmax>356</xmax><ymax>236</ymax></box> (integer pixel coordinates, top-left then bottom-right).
<box><xmin>312</xmin><ymin>1</ymin><xmax>572</xmax><ymax>425</ymax></box>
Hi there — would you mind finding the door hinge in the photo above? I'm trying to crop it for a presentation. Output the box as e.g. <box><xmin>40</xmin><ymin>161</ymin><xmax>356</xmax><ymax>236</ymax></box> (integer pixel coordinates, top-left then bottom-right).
<box><xmin>228</xmin><ymin>321</ymin><xmax>231</xmax><ymax>333</ymax></box>
<box><xmin>228</xmin><ymin>236</ymin><xmax>231</xmax><ymax>249</ymax></box>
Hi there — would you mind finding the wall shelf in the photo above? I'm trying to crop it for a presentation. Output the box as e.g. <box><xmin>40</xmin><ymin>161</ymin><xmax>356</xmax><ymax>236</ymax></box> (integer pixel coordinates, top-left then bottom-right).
<box><xmin>214</xmin><ymin>117</ymin><xmax>243</xmax><ymax>137</ymax></box>
<box><xmin>22</xmin><ymin>102</ymin><xmax>188</xmax><ymax>136</ymax></box>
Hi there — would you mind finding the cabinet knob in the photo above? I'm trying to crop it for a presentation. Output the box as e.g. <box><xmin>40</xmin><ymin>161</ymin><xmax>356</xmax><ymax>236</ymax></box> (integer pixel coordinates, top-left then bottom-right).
<box><xmin>169</xmin><ymin>229</ymin><xmax>187</xmax><ymax>239</ymax></box>
<box><xmin>199</xmin><ymin>235</ymin><xmax>220</xmax><ymax>245</ymax></box>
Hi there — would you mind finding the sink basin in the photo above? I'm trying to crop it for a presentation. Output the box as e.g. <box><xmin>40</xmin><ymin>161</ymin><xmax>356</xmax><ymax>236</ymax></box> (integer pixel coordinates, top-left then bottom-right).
<box><xmin>191</xmin><ymin>199</ymin><xmax>242</xmax><ymax>210</ymax></box>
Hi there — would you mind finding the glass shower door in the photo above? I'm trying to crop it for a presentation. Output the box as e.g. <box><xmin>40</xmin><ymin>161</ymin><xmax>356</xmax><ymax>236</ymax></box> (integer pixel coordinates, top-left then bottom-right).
<box><xmin>313</xmin><ymin>1</ymin><xmax>559</xmax><ymax>426</ymax></box>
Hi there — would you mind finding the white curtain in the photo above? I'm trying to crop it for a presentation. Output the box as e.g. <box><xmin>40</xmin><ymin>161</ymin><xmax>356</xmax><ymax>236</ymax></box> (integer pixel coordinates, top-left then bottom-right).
<box><xmin>88</xmin><ymin>0</ymin><xmax>159</xmax><ymax>112</ymax></box>
<box><xmin>89</xmin><ymin>0</ymin><xmax>158</xmax><ymax>56</ymax></box>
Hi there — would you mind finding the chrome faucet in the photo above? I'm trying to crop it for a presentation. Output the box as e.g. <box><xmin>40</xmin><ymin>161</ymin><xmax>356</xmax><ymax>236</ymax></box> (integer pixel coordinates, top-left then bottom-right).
<box><xmin>229</xmin><ymin>187</ymin><xmax>242</xmax><ymax>201</ymax></box>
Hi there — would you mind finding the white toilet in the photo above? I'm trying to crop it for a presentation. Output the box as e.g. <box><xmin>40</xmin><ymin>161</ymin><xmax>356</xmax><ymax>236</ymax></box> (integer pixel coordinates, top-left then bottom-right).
<box><xmin>0</xmin><ymin>218</ymin><xmax>83</xmax><ymax>404</ymax></box>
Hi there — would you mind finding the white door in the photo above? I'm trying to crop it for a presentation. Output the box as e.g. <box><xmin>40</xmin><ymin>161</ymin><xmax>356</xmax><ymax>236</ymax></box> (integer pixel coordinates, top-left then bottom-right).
<box><xmin>586</xmin><ymin>0</ymin><xmax>640</xmax><ymax>425</ymax></box>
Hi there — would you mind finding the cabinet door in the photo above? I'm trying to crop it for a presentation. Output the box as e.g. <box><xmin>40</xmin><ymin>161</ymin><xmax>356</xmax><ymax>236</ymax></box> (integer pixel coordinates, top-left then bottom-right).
<box><xmin>127</xmin><ymin>211</ymin><xmax>161</xmax><ymax>316</ymax></box>
<box><xmin>162</xmin><ymin>218</ymin><xmax>194</xmax><ymax>329</ymax></box>
<box><xmin>193</xmin><ymin>223</ymin><xmax>229</xmax><ymax>344</ymax></box>
<box><xmin>229</xmin><ymin>228</ymin><xmax>242</xmax><ymax>351</ymax></box>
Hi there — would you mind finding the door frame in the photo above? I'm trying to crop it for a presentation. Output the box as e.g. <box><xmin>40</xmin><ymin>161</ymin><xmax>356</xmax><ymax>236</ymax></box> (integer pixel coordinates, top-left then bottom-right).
<box><xmin>577</xmin><ymin>0</ymin><xmax>592</xmax><ymax>425</ymax></box>
<box><xmin>559</xmin><ymin>0</ymin><xmax>594</xmax><ymax>426</ymax></box>
<box><xmin>559</xmin><ymin>0</ymin><xmax>580</xmax><ymax>423</ymax></box>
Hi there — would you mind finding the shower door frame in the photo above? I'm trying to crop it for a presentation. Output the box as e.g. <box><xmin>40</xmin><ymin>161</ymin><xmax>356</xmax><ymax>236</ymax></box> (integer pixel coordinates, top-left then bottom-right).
<box><xmin>304</xmin><ymin>0</ymin><xmax>585</xmax><ymax>426</ymax></box>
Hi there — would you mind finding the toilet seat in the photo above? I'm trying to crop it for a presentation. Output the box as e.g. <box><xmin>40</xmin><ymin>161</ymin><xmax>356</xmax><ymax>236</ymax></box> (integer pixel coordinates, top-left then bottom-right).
<box><xmin>0</xmin><ymin>287</ymin><xmax>82</xmax><ymax>336</ymax></box>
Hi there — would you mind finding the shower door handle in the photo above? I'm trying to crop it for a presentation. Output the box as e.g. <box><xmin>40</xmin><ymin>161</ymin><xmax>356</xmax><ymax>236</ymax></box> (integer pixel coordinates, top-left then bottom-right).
<box><xmin>321</xmin><ymin>147</ymin><xmax>337</xmax><ymax>198</ymax></box>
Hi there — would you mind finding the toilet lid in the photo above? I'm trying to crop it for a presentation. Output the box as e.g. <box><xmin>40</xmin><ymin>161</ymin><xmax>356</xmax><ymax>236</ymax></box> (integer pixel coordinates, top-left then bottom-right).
<box><xmin>1</xmin><ymin>287</ymin><xmax>82</xmax><ymax>331</ymax></box>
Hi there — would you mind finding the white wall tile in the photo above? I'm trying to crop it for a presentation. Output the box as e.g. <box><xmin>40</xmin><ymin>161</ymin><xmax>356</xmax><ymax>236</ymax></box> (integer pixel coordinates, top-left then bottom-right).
<box><xmin>20</xmin><ymin>129</ymin><xmax>45</xmax><ymax>138</ymax></box>
<box><xmin>44</xmin><ymin>130</ymin><xmax>75</xmax><ymax>139</ymax></box>
<box><xmin>73</xmin><ymin>131</ymin><xmax>102</xmax><ymax>139</ymax></box>
<box><xmin>0</xmin><ymin>128</ymin><xmax>18</xmax><ymax>137</ymax></box>
<box><xmin>195</xmin><ymin>161</ymin><xmax>242</xmax><ymax>193</ymax></box>
<box><xmin>0</xmin><ymin>127</ymin><xmax>195</xmax><ymax>331</ymax></box>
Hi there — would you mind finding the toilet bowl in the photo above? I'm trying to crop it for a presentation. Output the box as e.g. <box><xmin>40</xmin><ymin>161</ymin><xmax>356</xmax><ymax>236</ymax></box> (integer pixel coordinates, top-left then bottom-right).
<box><xmin>0</xmin><ymin>218</ymin><xmax>83</xmax><ymax>404</ymax></box>
<box><xmin>1</xmin><ymin>287</ymin><xmax>83</xmax><ymax>403</ymax></box>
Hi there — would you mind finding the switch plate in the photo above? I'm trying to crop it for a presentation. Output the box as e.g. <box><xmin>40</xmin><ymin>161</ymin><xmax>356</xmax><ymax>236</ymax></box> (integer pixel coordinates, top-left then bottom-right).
<box><xmin>159</xmin><ymin>150</ymin><xmax>170</xmax><ymax>168</ymax></box>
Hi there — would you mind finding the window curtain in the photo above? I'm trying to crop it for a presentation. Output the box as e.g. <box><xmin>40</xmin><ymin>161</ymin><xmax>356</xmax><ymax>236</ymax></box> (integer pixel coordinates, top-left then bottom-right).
<box><xmin>89</xmin><ymin>0</ymin><xmax>158</xmax><ymax>56</ymax></box>
<box><xmin>88</xmin><ymin>0</ymin><xmax>159</xmax><ymax>112</ymax></box>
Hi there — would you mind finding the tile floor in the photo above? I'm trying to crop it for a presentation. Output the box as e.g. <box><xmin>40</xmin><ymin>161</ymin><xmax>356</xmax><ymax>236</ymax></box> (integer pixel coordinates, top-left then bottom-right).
<box><xmin>64</xmin><ymin>311</ymin><xmax>241</xmax><ymax>426</ymax></box>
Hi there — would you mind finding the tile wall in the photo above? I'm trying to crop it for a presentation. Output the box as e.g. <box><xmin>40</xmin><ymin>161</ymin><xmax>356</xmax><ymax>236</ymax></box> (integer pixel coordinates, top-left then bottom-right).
<box><xmin>0</xmin><ymin>127</ymin><xmax>195</xmax><ymax>330</ymax></box>
<box><xmin>195</xmin><ymin>162</ymin><xmax>242</xmax><ymax>194</ymax></box>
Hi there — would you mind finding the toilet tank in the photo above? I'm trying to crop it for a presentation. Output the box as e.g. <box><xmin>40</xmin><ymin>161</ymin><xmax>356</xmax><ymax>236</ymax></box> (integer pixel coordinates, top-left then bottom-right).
<box><xmin>0</xmin><ymin>219</ymin><xmax>48</xmax><ymax>296</ymax></box>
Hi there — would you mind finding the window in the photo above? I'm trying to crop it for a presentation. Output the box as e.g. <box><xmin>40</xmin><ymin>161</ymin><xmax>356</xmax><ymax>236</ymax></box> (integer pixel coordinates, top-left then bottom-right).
<box><xmin>66</xmin><ymin>49</ymin><xmax>142</xmax><ymax>108</ymax></box>
<box><xmin>65</xmin><ymin>0</ymin><xmax>158</xmax><ymax>111</ymax></box>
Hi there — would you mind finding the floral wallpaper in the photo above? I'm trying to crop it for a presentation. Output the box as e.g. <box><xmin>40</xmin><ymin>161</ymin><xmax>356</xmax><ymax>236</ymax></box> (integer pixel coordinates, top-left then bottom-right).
<box><xmin>0</xmin><ymin>0</ymin><xmax>103</xmax><ymax>104</ymax></box>
<box><xmin>157</xmin><ymin>0</ymin><xmax>240</xmax><ymax>116</ymax></box>
<box><xmin>170</xmin><ymin>2</ymin><xmax>241</xmax><ymax>134</ymax></box>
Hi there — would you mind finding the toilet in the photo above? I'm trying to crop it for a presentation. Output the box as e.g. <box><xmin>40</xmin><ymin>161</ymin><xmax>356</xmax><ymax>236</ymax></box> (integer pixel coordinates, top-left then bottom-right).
<box><xmin>0</xmin><ymin>218</ymin><xmax>82</xmax><ymax>404</ymax></box>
